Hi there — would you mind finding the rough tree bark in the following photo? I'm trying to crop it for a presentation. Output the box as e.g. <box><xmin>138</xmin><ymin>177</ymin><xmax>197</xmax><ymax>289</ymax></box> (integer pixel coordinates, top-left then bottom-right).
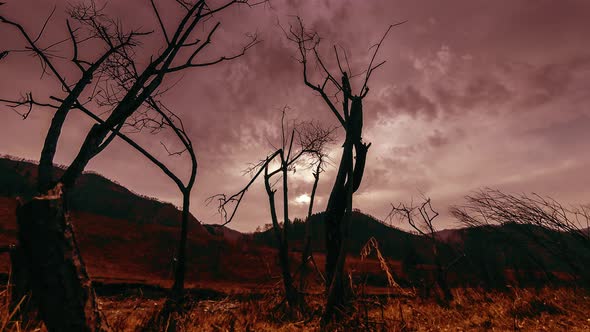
<box><xmin>322</xmin><ymin>99</ymin><xmax>370</xmax><ymax>322</ymax></box>
<box><xmin>16</xmin><ymin>184</ymin><xmax>103</xmax><ymax>331</ymax></box>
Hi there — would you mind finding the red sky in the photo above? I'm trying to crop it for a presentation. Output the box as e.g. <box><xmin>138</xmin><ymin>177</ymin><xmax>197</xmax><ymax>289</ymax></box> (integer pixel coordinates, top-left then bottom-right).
<box><xmin>1</xmin><ymin>0</ymin><xmax>590</xmax><ymax>232</ymax></box>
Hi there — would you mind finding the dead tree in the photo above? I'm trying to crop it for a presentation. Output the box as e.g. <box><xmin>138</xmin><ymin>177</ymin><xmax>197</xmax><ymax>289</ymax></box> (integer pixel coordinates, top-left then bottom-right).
<box><xmin>212</xmin><ymin>112</ymin><xmax>334</xmax><ymax>312</ymax></box>
<box><xmin>285</xmin><ymin>17</ymin><xmax>404</xmax><ymax>323</ymax></box>
<box><xmin>79</xmin><ymin>98</ymin><xmax>200</xmax><ymax>331</ymax></box>
<box><xmin>127</xmin><ymin>99</ymin><xmax>199</xmax><ymax>332</ymax></box>
<box><xmin>1</xmin><ymin>1</ymin><xmax>259</xmax><ymax>330</ymax></box>
<box><xmin>388</xmin><ymin>198</ymin><xmax>454</xmax><ymax>304</ymax></box>
<box><xmin>100</xmin><ymin>54</ymin><xmax>201</xmax><ymax>305</ymax></box>
<box><xmin>451</xmin><ymin>188</ymin><xmax>590</xmax><ymax>285</ymax></box>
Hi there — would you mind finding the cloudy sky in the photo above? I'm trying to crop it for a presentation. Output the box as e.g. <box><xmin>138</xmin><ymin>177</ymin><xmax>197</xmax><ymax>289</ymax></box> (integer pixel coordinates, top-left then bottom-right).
<box><xmin>1</xmin><ymin>0</ymin><xmax>590</xmax><ymax>232</ymax></box>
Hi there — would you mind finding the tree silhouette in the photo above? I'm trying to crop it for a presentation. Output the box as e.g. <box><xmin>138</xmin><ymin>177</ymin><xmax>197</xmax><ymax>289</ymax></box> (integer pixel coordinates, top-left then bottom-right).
<box><xmin>451</xmin><ymin>188</ymin><xmax>590</xmax><ymax>285</ymax></box>
<box><xmin>212</xmin><ymin>110</ymin><xmax>334</xmax><ymax>312</ymax></box>
<box><xmin>1</xmin><ymin>0</ymin><xmax>260</xmax><ymax>330</ymax></box>
<box><xmin>388</xmin><ymin>198</ymin><xmax>456</xmax><ymax>304</ymax></box>
<box><xmin>285</xmin><ymin>17</ymin><xmax>404</xmax><ymax>324</ymax></box>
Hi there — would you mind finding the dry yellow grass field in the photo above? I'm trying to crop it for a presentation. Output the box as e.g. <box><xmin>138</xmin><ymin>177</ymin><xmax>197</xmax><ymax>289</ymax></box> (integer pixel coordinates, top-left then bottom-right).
<box><xmin>1</xmin><ymin>286</ymin><xmax>589</xmax><ymax>331</ymax></box>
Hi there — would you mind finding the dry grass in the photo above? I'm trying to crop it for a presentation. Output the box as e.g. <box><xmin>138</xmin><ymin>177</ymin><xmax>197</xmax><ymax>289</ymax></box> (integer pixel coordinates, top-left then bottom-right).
<box><xmin>0</xmin><ymin>291</ymin><xmax>43</xmax><ymax>332</ymax></box>
<box><xmin>380</xmin><ymin>287</ymin><xmax>590</xmax><ymax>331</ymax></box>
<box><xmin>0</xmin><ymin>286</ymin><xmax>589</xmax><ymax>331</ymax></box>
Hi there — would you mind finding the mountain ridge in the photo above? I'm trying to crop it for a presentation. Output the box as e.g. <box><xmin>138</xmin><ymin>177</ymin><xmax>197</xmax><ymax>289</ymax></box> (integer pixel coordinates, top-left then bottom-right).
<box><xmin>1</xmin><ymin>156</ymin><xmax>587</xmax><ymax>288</ymax></box>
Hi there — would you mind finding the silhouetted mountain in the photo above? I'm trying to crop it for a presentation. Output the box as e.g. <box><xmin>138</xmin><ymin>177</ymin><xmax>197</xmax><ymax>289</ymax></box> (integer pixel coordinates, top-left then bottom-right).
<box><xmin>0</xmin><ymin>156</ymin><xmax>203</xmax><ymax>228</ymax></box>
<box><xmin>203</xmin><ymin>224</ymin><xmax>247</xmax><ymax>243</ymax></box>
<box><xmin>1</xmin><ymin>156</ymin><xmax>588</xmax><ymax>288</ymax></box>
<box><xmin>250</xmin><ymin>211</ymin><xmax>590</xmax><ymax>286</ymax></box>
<box><xmin>426</xmin><ymin>223</ymin><xmax>590</xmax><ymax>286</ymax></box>
<box><xmin>251</xmin><ymin>211</ymin><xmax>440</xmax><ymax>262</ymax></box>
<box><xmin>433</xmin><ymin>228</ymin><xmax>463</xmax><ymax>244</ymax></box>
<box><xmin>0</xmin><ymin>156</ymin><xmax>273</xmax><ymax>286</ymax></box>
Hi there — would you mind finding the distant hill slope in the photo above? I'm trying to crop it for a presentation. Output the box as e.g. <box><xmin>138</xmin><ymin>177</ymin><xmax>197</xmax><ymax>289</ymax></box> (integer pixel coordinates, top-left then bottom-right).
<box><xmin>0</xmin><ymin>156</ymin><xmax>275</xmax><ymax>286</ymax></box>
<box><xmin>252</xmin><ymin>211</ymin><xmax>432</xmax><ymax>261</ymax></box>
<box><xmin>1</xmin><ymin>156</ymin><xmax>588</xmax><ymax>288</ymax></box>
<box><xmin>0</xmin><ymin>156</ymin><xmax>206</xmax><ymax>229</ymax></box>
<box><xmin>203</xmin><ymin>224</ymin><xmax>247</xmax><ymax>243</ymax></box>
<box><xmin>250</xmin><ymin>210</ymin><xmax>590</xmax><ymax>286</ymax></box>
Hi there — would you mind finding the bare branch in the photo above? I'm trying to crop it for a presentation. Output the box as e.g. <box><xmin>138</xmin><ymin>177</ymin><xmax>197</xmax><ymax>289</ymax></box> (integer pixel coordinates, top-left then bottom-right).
<box><xmin>282</xmin><ymin>17</ymin><xmax>346</xmax><ymax>127</ymax></box>
<box><xmin>1</xmin><ymin>93</ymin><xmax>59</xmax><ymax>119</ymax></box>
<box><xmin>207</xmin><ymin>150</ymin><xmax>281</xmax><ymax>226</ymax></box>
<box><xmin>165</xmin><ymin>29</ymin><xmax>259</xmax><ymax>73</ymax></box>
<box><xmin>211</xmin><ymin>111</ymin><xmax>335</xmax><ymax>227</ymax></box>
<box><xmin>32</xmin><ymin>6</ymin><xmax>57</xmax><ymax>44</ymax></box>
<box><xmin>150</xmin><ymin>0</ymin><xmax>170</xmax><ymax>44</ymax></box>
<box><xmin>160</xmin><ymin>141</ymin><xmax>187</xmax><ymax>156</ymax></box>
<box><xmin>360</xmin><ymin>20</ymin><xmax>406</xmax><ymax>95</ymax></box>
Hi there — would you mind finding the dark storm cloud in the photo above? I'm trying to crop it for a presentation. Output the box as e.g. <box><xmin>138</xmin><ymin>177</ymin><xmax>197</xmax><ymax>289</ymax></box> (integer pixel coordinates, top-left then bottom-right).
<box><xmin>519</xmin><ymin>55</ymin><xmax>590</xmax><ymax>107</ymax></box>
<box><xmin>433</xmin><ymin>76</ymin><xmax>512</xmax><ymax>115</ymax></box>
<box><xmin>388</xmin><ymin>85</ymin><xmax>438</xmax><ymax>119</ymax></box>
<box><xmin>427</xmin><ymin>130</ymin><xmax>448</xmax><ymax>148</ymax></box>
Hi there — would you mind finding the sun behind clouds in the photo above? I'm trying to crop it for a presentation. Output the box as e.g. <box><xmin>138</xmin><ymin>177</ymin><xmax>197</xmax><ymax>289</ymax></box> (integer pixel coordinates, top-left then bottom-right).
<box><xmin>294</xmin><ymin>194</ymin><xmax>311</xmax><ymax>205</ymax></box>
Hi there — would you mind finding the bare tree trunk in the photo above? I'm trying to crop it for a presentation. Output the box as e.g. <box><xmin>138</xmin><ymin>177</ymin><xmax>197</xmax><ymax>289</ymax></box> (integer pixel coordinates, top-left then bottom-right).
<box><xmin>322</xmin><ymin>140</ymin><xmax>354</xmax><ymax>324</ymax></box>
<box><xmin>171</xmin><ymin>191</ymin><xmax>190</xmax><ymax>301</ymax></box>
<box><xmin>15</xmin><ymin>184</ymin><xmax>103</xmax><ymax>332</ymax></box>
<box><xmin>9</xmin><ymin>245</ymin><xmax>33</xmax><ymax>323</ymax></box>
<box><xmin>152</xmin><ymin>191</ymin><xmax>192</xmax><ymax>332</ymax></box>
<box><xmin>264</xmin><ymin>165</ymin><xmax>299</xmax><ymax>309</ymax></box>
<box><xmin>37</xmin><ymin>72</ymin><xmax>95</xmax><ymax>193</ymax></box>
<box><xmin>432</xmin><ymin>243</ymin><xmax>453</xmax><ymax>304</ymax></box>
<box><xmin>299</xmin><ymin>164</ymin><xmax>321</xmax><ymax>292</ymax></box>
<box><xmin>322</xmin><ymin>99</ymin><xmax>370</xmax><ymax>324</ymax></box>
<box><xmin>323</xmin><ymin>142</ymin><xmax>351</xmax><ymax>283</ymax></box>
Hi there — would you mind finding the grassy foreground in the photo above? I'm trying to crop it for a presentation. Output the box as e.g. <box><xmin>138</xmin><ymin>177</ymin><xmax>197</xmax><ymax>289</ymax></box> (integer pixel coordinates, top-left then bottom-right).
<box><xmin>1</xmin><ymin>286</ymin><xmax>589</xmax><ymax>331</ymax></box>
